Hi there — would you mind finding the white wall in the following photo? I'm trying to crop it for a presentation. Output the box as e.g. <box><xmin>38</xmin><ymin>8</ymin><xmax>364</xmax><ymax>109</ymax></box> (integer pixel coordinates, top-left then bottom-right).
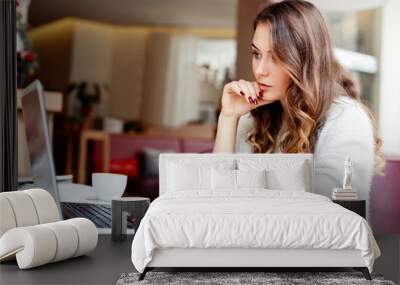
<box><xmin>69</xmin><ymin>21</ymin><xmax>150</xmax><ymax>120</ymax></box>
<box><xmin>378</xmin><ymin>0</ymin><xmax>400</xmax><ymax>156</ymax></box>
<box><xmin>141</xmin><ymin>32</ymin><xmax>201</xmax><ymax>127</ymax></box>
<box><xmin>141</xmin><ymin>32</ymin><xmax>171</xmax><ymax>126</ymax></box>
<box><xmin>69</xmin><ymin>21</ymin><xmax>114</xmax><ymax>117</ymax></box>
<box><xmin>31</xmin><ymin>18</ymin><xmax>235</xmax><ymax>125</ymax></box>
<box><xmin>110</xmin><ymin>28</ymin><xmax>149</xmax><ymax>120</ymax></box>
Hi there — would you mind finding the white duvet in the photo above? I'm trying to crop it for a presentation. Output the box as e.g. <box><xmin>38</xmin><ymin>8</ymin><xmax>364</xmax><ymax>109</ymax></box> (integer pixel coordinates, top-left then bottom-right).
<box><xmin>131</xmin><ymin>190</ymin><xmax>380</xmax><ymax>273</ymax></box>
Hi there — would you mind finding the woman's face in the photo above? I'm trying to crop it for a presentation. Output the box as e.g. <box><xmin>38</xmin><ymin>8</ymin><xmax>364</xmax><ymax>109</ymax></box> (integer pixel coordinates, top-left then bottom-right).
<box><xmin>252</xmin><ymin>23</ymin><xmax>292</xmax><ymax>102</ymax></box>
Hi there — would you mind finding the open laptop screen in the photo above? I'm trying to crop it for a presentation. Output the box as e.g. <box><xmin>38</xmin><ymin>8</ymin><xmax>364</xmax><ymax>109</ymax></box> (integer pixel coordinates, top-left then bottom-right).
<box><xmin>20</xmin><ymin>80</ymin><xmax>62</xmax><ymax>217</ymax></box>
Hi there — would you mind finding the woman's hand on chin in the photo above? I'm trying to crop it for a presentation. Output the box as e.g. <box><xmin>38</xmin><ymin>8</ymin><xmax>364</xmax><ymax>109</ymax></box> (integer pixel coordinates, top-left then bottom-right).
<box><xmin>220</xmin><ymin>79</ymin><xmax>275</xmax><ymax>118</ymax></box>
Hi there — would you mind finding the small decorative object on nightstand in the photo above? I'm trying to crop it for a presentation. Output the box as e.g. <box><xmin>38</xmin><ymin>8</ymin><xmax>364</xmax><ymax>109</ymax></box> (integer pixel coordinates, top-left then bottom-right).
<box><xmin>112</xmin><ymin>197</ymin><xmax>150</xmax><ymax>242</ymax></box>
<box><xmin>332</xmin><ymin>156</ymin><xmax>359</xmax><ymax>200</ymax></box>
<box><xmin>333</xmin><ymin>199</ymin><xmax>366</xmax><ymax>218</ymax></box>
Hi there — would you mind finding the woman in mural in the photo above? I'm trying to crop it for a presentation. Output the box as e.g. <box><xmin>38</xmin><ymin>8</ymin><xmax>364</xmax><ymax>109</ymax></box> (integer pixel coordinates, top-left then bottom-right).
<box><xmin>213</xmin><ymin>0</ymin><xmax>384</xmax><ymax>203</ymax></box>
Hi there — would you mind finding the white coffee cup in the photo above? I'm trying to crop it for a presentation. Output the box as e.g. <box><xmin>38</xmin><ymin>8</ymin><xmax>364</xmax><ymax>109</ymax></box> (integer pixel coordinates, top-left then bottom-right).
<box><xmin>92</xmin><ymin>173</ymin><xmax>127</xmax><ymax>201</ymax></box>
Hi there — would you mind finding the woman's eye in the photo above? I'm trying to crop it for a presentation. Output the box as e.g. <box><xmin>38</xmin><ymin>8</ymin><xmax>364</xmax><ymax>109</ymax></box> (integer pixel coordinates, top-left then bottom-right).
<box><xmin>252</xmin><ymin>51</ymin><xmax>261</xmax><ymax>59</ymax></box>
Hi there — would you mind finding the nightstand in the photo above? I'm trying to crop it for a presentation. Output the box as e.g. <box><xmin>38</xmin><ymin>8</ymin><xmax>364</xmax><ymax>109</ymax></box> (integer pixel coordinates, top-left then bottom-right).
<box><xmin>332</xmin><ymin>200</ymin><xmax>366</xmax><ymax>218</ymax></box>
<box><xmin>111</xmin><ymin>197</ymin><xmax>150</xmax><ymax>242</ymax></box>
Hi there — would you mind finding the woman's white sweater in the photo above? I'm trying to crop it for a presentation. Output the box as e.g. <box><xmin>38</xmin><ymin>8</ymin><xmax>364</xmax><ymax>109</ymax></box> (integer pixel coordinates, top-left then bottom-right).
<box><xmin>235</xmin><ymin>95</ymin><xmax>375</xmax><ymax>204</ymax></box>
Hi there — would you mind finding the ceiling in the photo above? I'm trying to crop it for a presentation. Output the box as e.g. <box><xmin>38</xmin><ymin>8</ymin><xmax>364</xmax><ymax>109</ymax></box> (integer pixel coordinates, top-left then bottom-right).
<box><xmin>29</xmin><ymin>0</ymin><xmax>238</xmax><ymax>28</ymax></box>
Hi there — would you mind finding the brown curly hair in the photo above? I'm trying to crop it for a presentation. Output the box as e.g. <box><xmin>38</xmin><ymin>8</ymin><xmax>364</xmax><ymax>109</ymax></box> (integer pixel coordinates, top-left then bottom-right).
<box><xmin>248</xmin><ymin>0</ymin><xmax>384</xmax><ymax>174</ymax></box>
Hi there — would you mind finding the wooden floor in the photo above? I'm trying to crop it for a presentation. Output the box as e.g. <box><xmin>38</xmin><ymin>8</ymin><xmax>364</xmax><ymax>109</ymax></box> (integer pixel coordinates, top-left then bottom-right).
<box><xmin>0</xmin><ymin>234</ymin><xmax>134</xmax><ymax>285</ymax></box>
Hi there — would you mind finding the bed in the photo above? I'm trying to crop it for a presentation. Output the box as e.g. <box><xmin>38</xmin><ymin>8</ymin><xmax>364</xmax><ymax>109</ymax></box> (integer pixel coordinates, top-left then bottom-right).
<box><xmin>131</xmin><ymin>153</ymin><xmax>380</xmax><ymax>281</ymax></box>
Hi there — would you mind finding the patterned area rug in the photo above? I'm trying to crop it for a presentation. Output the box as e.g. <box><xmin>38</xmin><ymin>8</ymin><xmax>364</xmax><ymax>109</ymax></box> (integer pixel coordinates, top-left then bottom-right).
<box><xmin>116</xmin><ymin>271</ymin><xmax>396</xmax><ymax>285</ymax></box>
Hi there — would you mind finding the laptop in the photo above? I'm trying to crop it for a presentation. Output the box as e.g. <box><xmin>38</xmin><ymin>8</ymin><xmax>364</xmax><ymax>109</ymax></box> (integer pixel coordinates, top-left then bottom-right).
<box><xmin>20</xmin><ymin>80</ymin><xmax>107</xmax><ymax>206</ymax></box>
<box><xmin>20</xmin><ymin>80</ymin><xmax>63</xmax><ymax>216</ymax></box>
<box><xmin>20</xmin><ymin>81</ymin><xmax>145</xmax><ymax>232</ymax></box>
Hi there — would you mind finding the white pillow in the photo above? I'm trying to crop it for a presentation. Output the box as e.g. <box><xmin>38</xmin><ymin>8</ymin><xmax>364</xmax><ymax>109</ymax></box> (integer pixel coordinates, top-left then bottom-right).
<box><xmin>236</xmin><ymin>169</ymin><xmax>267</xmax><ymax>189</ymax></box>
<box><xmin>267</xmin><ymin>166</ymin><xmax>307</xmax><ymax>191</ymax></box>
<box><xmin>211</xmin><ymin>168</ymin><xmax>268</xmax><ymax>190</ymax></box>
<box><xmin>237</xmin><ymin>159</ymin><xmax>309</xmax><ymax>192</ymax></box>
<box><xmin>211</xmin><ymin>168</ymin><xmax>236</xmax><ymax>190</ymax></box>
<box><xmin>167</xmin><ymin>162</ymin><xmax>210</xmax><ymax>191</ymax></box>
<box><xmin>166</xmin><ymin>159</ymin><xmax>236</xmax><ymax>191</ymax></box>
